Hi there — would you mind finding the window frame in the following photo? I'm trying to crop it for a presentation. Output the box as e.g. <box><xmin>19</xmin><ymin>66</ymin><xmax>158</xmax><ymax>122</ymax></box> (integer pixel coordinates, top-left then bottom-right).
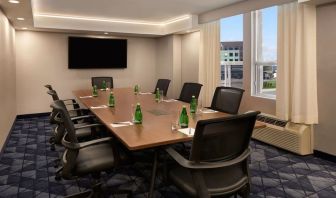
<box><xmin>251</xmin><ymin>8</ymin><xmax>277</xmax><ymax>100</ymax></box>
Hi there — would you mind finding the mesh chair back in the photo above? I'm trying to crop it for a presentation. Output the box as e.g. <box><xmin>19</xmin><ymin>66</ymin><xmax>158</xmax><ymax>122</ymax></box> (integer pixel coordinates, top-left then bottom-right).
<box><xmin>47</xmin><ymin>90</ymin><xmax>60</xmax><ymax>101</ymax></box>
<box><xmin>154</xmin><ymin>79</ymin><xmax>171</xmax><ymax>96</ymax></box>
<box><xmin>210</xmin><ymin>86</ymin><xmax>245</xmax><ymax>114</ymax></box>
<box><xmin>179</xmin><ymin>82</ymin><xmax>203</xmax><ymax>103</ymax></box>
<box><xmin>51</xmin><ymin>100</ymin><xmax>79</xmax><ymax>179</ymax></box>
<box><xmin>44</xmin><ymin>84</ymin><xmax>53</xmax><ymax>91</ymax></box>
<box><xmin>91</xmin><ymin>77</ymin><xmax>113</xmax><ymax>89</ymax></box>
<box><xmin>190</xmin><ymin>111</ymin><xmax>259</xmax><ymax>162</ymax></box>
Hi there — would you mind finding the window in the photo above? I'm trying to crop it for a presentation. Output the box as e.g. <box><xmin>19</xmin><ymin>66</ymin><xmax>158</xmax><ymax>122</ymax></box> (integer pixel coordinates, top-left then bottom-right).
<box><xmin>220</xmin><ymin>14</ymin><xmax>243</xmax><ymax>88</ymax></box>
<box><xmin>252</xmin><ymin>6</ymin><xmax>277</xmax><ymax>99</ymax></box>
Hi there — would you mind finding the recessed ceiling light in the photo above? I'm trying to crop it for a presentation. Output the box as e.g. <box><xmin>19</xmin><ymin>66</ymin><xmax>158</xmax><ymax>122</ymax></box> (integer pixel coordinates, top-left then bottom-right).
<box><xmin>104</xmin><ymin>32</ymin><xmax>109</xmax><ymax>35</ymax></box>
<box><xmin>17</xmin><ymin>17</ymin><xmax>25</xmax><ymax>21</ymax></box>
<box><xmin>22</xmin><ymin>27</ymin><xmax>27</xmax><ymax>30</ymax></box>
<box><xmin>8</xmin><ymin>0</ymin><xmax>20</xmax><ymax>4</ymax></box>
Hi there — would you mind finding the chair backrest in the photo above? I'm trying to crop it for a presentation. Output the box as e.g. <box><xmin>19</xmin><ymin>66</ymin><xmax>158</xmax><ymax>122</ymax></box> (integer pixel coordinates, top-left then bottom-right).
<box><xmin>153</xmin><ymin>79</ymin><xmax>171</xmax><ymax>96</ymax></box>
<box><xmin>47</xmin><ymin>90</ymin><xmax>60</xmax><ymax>101</ymax></box>
<box><xmin>210</xmin><ymin>86</ymin><xmax>245</xmax><ymax>114</ymax></box>
<box><xmin>44</xmin><ymin>84</ymin><xmax>53</xmax><ymax>91</ymax></box>
<box><xmin>50</xmin><ymin>100</ymin><xmax>79</xmax><ymax>179</ymax></box>
<box><xmin>178</xmin><ymin>82</ymin><xmax>203</xmax><ymax>103</ymax></box>
<box><xmin>190</xmin><ymin>111</ymin><xmax>260</xmax><ymax>162</ymax></box>
<box><xmin>91</xmin><ymin>77</ymin><xmax>113</xmax><ymax>89</ymax></box>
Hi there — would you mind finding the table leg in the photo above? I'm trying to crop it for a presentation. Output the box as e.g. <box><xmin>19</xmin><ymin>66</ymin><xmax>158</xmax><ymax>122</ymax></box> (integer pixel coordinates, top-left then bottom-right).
<box><xmin>148</xmin><ymin>149</ymin><xmax>158</xmax><ymax>198</ymax></box>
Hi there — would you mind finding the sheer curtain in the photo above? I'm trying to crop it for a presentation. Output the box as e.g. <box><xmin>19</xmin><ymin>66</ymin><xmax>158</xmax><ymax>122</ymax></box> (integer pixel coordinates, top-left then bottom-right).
<box><xmin>199</xmin><ymin>20</ymin><xmax>220</xmax><ymax>106</ymax></box>
<box><xmin>276</xmin><ymin>2</ymin><xmax>318</xmax><ymax>124</ymax></box>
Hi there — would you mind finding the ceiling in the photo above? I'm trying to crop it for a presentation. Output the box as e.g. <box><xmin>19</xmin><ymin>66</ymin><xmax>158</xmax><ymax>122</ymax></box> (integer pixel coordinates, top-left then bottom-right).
<box><xmin>0</xmin><ymin>0</ymin><xmax>244</xmax><ymax>36</ymax></box>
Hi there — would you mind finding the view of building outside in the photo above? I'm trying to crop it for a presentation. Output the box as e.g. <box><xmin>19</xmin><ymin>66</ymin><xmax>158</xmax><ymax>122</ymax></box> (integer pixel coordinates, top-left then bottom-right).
<box><xmin>220</xmin><ymin>15</ymin><xmax>243</xmax><ymax>89</ymax></box>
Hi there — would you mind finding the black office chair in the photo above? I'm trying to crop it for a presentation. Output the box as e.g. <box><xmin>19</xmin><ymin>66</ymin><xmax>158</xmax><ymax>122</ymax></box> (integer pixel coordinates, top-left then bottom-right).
<box><xmin>51</xmin><ymin>100</ymin><xmax>131</xmax><ymax>198</ymax></box>
<box><xmin>210</xmin><ymin>86</ymin><xmax>245</xmax><ymax>114</ymax></box>
<box><xmin>178</xmin><ymin>82</ymin><xmax>203</xmax><ymax>103</ymax></box>
<box><xmin>165</xmin><ymin>111</ymin><xmax>260</xmax><ymax>198</ymax></box>
<box><xmin>153</xmin><ymin>79</ymin><xmax>171</xmax><ymax>96</ymax></box>
<box><xmin>91</xmin><ymin>77</ymin><xmax>113</xmax><ymax>89</ymax></box>
<box><xmin>44</xmin><ymin>84</ymin><xmax>53</xmax><ymax>91</ymax></box>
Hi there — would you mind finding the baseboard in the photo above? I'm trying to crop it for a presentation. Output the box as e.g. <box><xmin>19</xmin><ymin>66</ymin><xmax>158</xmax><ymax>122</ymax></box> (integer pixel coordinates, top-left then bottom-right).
<box><xmin>0</xmin><ymin>117</ymin><xmax>17</xmax><ymax>156</ymax></box>
<box><xmin>16</xmin><ymin>112</ymin><xmax>50</xmax><ymax>119</ymax></box>
<box><xmin>314</xmin><ymin>150</ymin><xmax>336</xmax><ymax>163</ymax></box>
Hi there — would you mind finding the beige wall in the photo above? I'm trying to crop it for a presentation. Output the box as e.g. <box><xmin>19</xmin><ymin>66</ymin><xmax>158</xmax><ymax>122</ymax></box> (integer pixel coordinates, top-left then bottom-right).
<box><xmin>240</xmin><ymin>13</ymin><xmax>276</xmax><ymax>115</ymax></box>
<box><xmin>181</xmin><ymin>32</ymin><xmax>200</xmax><ymax>84</ymax></box>
<box><xmin>0</xmin><ymin>9</ymin><xmax>16</xmax><ymax>149</ymax></box>
<box><xmin>315</xmin><ymin>3</ymin><xmax>336</xmax><ymax>155</ymax></box>
<box><xmin>15</xmin><ymin>31</ymin><xmax>157</xmax><ymax>114</ymax></box>
<box><xmin>156</xmin><ymin>33</ymin><xmax>200</xmax><ymax>99</ymax></box>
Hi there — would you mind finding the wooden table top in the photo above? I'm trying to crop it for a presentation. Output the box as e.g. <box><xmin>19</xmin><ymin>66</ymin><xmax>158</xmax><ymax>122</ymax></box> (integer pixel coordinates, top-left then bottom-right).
<box><xmin>73</xmin><ymin>88</ymin><xmax>265</xmax><ymax>151</ymax></box>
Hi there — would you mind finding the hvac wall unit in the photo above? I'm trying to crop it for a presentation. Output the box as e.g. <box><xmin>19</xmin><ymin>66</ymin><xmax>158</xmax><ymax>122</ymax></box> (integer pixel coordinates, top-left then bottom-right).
<box><xmin>252</xmin><ymin>114</ymin><xmax>313</xmax><ymax>155</ymax></box>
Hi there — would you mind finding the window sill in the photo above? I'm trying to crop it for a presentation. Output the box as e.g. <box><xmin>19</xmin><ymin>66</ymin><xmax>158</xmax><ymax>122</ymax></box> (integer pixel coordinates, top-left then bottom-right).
<box><xmin>251</xmin><ymin>94</ymin><xmax>276</xmax><ymax>100</ymax></box>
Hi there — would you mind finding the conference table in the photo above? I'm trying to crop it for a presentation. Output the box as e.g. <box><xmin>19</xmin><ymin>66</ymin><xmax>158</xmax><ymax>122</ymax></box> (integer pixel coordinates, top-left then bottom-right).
<box><xmin>73</xmin><ymin>87</ymin><xmax>265</xmax><ymax>197</ymax></box>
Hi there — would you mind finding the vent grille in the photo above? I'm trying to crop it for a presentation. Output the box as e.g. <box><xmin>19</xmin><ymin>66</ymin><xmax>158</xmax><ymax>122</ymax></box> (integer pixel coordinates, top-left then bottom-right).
<box><xmin>257</xmin><ymin>114</ymin><xmax>287</xmax><ymax>127</ymax></box>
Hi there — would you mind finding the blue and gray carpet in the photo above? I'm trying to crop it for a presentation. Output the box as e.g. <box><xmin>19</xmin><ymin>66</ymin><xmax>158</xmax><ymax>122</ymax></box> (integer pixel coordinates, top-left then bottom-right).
<box><xmin>0</xmin><ymin>116</ymin><xmax>336</xmax><ymax>197</ymax></box>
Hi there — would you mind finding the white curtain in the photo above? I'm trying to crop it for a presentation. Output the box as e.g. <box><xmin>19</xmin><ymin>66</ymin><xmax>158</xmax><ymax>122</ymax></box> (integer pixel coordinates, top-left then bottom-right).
<box><xmin>199</xmin><ymin>20</ymin><xmax>220</xmax><ymax>107</ymax></box>
<box><xmin>276</xmin><ymin>2</ymin><xmax>318</xmax><ymax>124</ymax></box>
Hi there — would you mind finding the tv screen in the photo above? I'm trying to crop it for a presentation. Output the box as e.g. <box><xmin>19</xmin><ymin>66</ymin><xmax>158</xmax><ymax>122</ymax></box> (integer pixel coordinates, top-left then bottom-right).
<box><xmin>68</xmin><ymin>37</ymin><xmax>127</xmax><ymax>69</ymax></box>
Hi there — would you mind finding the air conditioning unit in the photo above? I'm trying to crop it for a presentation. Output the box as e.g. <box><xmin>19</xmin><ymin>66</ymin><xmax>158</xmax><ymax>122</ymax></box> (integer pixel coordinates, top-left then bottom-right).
<box><xmin>252</xmin><ymin>114</ymin><xmax>313</xmax><ymax>155</ymax></box>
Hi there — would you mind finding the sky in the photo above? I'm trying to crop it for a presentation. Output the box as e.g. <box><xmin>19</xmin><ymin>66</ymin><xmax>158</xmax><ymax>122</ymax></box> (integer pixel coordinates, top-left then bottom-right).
<box><xmin>220</xmin><ymin>6</ymin><xmax>277</xmax><ymax>61</ymax></box>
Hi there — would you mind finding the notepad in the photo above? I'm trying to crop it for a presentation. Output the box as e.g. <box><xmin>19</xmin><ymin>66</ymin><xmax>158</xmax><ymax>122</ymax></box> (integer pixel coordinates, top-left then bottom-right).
<box><xmin>178</xmin><ymin>128</ymin><xmax>195</xmax><ymax>137</ymax></box>
<box><xmin>139</xmin><ymin>92</ymin><xmax>153</xmax><ymax>95</ymax></box>
<box><xmin>200</xmin><ymin>109</ymin><xmax>218</xmax><ymax>114</ymax></box>
<box><xmin>110</xmin><ymin>121</ymin><xmax>134</xmax><ymax>128</ymax></box>
<box><xmin>90</xmin><ymin>105</ymin><xmax>108</xmax><ymax>109</ymax></box>
<box><xmin>163</xmin><ymin>99</ymin><xmax>178</xmax><ymax>102</ymax></box>
<box><xmin>79</xmin><ymin>96</ymin><xmax>93</xmax><ymax>99</ymax></box>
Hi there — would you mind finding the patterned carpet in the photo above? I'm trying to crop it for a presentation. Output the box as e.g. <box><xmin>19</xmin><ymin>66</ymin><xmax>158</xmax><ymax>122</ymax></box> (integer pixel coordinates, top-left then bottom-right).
<box><xmin>0</xmin><ymin>116</ymin><xmax>336</xmax><ymax>197</ymax></box>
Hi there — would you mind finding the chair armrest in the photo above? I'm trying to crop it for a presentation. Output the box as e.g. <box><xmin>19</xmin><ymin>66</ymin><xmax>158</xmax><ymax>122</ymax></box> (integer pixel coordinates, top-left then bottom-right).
<box><xmin>74</xmin><ymin>123</ymin><xmax>102</xmax><ymax>130</ymax></box>
<box><xmin>62</xmin><ymin>135</ymin><xmax>112</xmax><ymax>150</ymax></box>
<box><xmin>65</xmin><ymin>103</ymin><xmax>79</xmax><ymax>106</ymax></box>
<box><xmin>165</xmin><ymin>147</ymin><xmax>251</xmax><ymax>169</ymax></box>
<box><xmin>70</xmin><ymin>114</ymin><xmax>95</xmax><ymax>121</ymax></box>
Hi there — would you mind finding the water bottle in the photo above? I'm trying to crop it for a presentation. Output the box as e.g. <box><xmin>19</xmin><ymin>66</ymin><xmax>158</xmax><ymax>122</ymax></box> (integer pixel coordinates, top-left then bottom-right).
<box><xmin>190</xmin><ymin>95</ymin><xmax>197</xmax><ymax>113</ymax></box>
<box><xmin>92</xmin><ymin>85</ymin><xmax>98</xmax><ymax>97</ymax></box>
<box><xmin>179</xmin><ymin>105</ymin><xmax>189</xmax><ymax>128</ymax></box>
<box><xmin>102</xmin><ymin>80</ymin><xmax>107</xmax><ymax>91</ymax></box>
<box><xmin>108</xmin><ymin>92</ymin><xmax>115</xmax><ymax>107</ymax></box>
<box><xmin>134</xmin><ymin>103</ymin><xmax>142</xmax><ymax>124</ymax></box>
<box><xmin>155</xmin><ymin>88</ymin><xmax>160</xmax><ymax>102</ymax></box>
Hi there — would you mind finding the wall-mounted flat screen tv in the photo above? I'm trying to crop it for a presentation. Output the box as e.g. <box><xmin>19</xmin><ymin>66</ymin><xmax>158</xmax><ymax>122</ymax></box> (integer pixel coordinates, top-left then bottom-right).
<box><xmin>68</xmin><ymin>37</ymin><xmax>127</xmax><ymax>69</ymax></box>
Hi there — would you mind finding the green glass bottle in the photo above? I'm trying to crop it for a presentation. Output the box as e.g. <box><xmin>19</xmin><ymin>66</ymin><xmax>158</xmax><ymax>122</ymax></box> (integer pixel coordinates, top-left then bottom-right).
<box><xmin>134</xmin><ymin>85</ymin><xmax>139</xmax><ymax>95</ymax></box>
<box><xmin>108</xmin><ymin>92</ymin><xmax>115</xmax><ymax>107</ymax></box>
<box><xmin>102</xmin><ymin>80</ymin><xmax>107</xmax><ymax>91</ymax></box>
<box><xmin>92</xmin><ymin>85</ymin><xmax>98</xmax><ymax>97</ymax></box>
<box><xmin>179</xmin><ymin>105</ymin><xmax>189</xmax><ymax>128</ymax></box>
<box><xmin>155</xmin><ymin>88</ymin><xmax>160</xmax><ymax>102</ymax></box>
<box><xmin>134</xmin><ymin>103</ymin><xmax>142</xmax><ymax>124</ymax></box>
<box><xmin>190</xmin><ymin>95</ymin><xmax>197</xmax><ymax>113</ymax></box>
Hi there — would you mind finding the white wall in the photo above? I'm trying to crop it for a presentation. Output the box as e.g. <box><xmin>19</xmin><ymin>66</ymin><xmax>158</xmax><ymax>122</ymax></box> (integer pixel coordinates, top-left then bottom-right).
<box><xmin>15</xmin><ymin>31</ymin><xmax>157</xmax><ymax>114</ymax></box>
<box><xmin>0</xmin><ymin>10</ymin><xmax>16</xmax><ymax>149</ymax></box>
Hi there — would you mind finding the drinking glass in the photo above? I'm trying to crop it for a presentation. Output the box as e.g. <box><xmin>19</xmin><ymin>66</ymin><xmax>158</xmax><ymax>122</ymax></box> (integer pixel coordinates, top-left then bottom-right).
<box><xmin>197</xmin><ymin>99</ymin><xmax>203</xmax><ymax>114</ymax></box>
<box><xmin>171</xmin><ymin>110</ymin><xmax>180</xmax><ymax>132</ymax></box>
<box><xmin>106</xmin><ymin>82</ymin><xmax>111</xmax><ymax>90</ymax></box>
<box><xmin>159</xmin><ymin>90</ymin><xmax>164</xmax><ymax>102</ymax></box>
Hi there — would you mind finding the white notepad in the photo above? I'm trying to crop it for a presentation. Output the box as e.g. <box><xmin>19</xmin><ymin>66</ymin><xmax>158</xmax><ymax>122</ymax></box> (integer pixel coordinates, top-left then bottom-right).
<box><xmin>110</xmin><ymin>121</ymin><xmax>134</xmax><ymax>128</ymax></box>
<box><xmin>139</xmin><ymin>92</ymin><xmax>153</xmax><ymax>95</ymax></box>
<box><xmin>200</xmin><ymin>109</ymin><xmax>218</xmax><ymax>114</ymax></box>
<box><xmin>163</xmin><ymin>99</ymin><xmax>178</xmax><ymax>103</ymax></box>
<box><xmin>79</xmin><ymin>96</ymin><xmax>93</xmax><ymax>99</ymax></box>
<box><xmin>178</xmin><ymin>128</ymin><xmax>195</xmax><ymax>137</ymax></box>
<box><xmin>90</xmin><ymin>105</ymin><xmax>108</xmax><ymax>109</ymax></box>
